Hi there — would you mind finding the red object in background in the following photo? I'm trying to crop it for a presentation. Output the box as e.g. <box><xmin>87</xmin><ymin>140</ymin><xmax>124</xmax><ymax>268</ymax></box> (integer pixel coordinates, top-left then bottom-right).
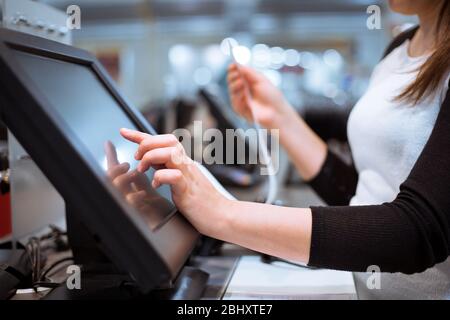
<box><xmin>0</xmin><ymin>193</ymin><xmax>12</xmax><ymax>239</ymax></box>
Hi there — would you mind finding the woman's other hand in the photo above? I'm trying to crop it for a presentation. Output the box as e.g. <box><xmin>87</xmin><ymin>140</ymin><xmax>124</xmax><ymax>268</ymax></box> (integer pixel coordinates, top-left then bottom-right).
<box><xmin>227</xmin><ymin>63</ymin><xmax>294</xmax><ymax>129</ymax></box>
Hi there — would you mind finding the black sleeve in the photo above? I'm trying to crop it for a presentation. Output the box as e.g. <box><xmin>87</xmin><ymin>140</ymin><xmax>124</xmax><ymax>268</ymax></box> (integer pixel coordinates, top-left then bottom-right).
<box><xmin>303</xmin><ymin>106</ymin><xmax>352</xmax><ymax>142</ymax></box>
<box><xmin>308</xmin><ymin>84</ymin><xmax>450</xmax><ymax>274</ymax></box>
<box><xmin>308</xmin><ymin>150</ymin><xmax>358</xmax><ymax>206</ymax></box>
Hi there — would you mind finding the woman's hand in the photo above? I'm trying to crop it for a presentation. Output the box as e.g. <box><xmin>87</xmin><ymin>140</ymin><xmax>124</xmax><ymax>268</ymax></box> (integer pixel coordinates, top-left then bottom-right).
<box><xmin>228</xmin><ymin>64</ymin><xmax>327</xmax><ymax>181</ymax></box>
<box><xmin>227</xmin><ymin>63</ymin><xmax>294</xmax><ymax>129</ymax></box>
<box><xmin>120</xmin><ymin>129</ymin><xmax>312</xmax><ymax>264</ymax></box>
<box><xmin>119</xmin><ymin>128</ymin><xmax>230</xmax><ymax>235</ymax></box>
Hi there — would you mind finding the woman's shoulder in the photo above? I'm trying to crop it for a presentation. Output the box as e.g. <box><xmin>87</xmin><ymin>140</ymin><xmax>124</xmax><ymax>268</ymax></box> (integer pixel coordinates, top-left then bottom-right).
<box><xmin>381</xmin><ymin>26</ymin><xmax>419</xmax><ymax>60</ymax></box>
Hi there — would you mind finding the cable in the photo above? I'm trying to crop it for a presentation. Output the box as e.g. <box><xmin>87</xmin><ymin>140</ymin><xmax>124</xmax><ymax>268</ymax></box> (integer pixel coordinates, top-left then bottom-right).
<box><xmin>40</xmin><ymin>256</ymin><xmax>74</xmax><ymax>280</ymax></box>
<box><xmin>32</xmin><ymin>281</ymin><xmax>60</xmax><ymax>289</ymax></box>
<box><xmin>260</xmin><ymin>254</ymin><xmax>318</xmax><ymax>270</ymax></box>
<box><xmin>23</xmin><ymin>225</ymin><xmax>71</xmax><ymax>291</ymax></box>
<box><xmin>252</xmin><ymin>121</ymin><xmax>278</xmax><ymax>204</ymax></box>
<box><xmin>228</xmin><ymin>40</ymin><xmax>278</xmax><ymax>204</ymax></box>
<box><xmin>25</xmin><ymin>237</ymin><xmax>41</xmax><ymax>285</ymax></box>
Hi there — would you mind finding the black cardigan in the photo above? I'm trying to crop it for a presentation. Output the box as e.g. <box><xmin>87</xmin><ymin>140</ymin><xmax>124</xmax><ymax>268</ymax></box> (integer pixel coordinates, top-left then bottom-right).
<box><xmin>307</xmin><ymin>27</ymin><xmax>450</xmax><ymax>274</ymax></box>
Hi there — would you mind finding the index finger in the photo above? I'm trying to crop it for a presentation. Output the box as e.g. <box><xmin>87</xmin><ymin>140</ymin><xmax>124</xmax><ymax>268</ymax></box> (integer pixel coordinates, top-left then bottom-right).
<box><xmin>120</xmin><ymin>128</ymin><xmax>150</xmax><ymax>144</ymax></box>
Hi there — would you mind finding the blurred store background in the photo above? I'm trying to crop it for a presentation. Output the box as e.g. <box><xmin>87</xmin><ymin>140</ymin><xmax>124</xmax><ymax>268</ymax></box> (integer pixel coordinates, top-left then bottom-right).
<box><xmin>40</xmin><ymin>0</ymin><xmax>417</xmax><ymax>117</ymax></box>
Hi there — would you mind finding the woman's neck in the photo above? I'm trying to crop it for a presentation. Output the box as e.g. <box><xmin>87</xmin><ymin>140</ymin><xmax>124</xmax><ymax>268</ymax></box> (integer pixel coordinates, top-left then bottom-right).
<box><xmin>408</xmin><ymin>5</ymin><xmax>440</xmax><ymax>57</ymax></box>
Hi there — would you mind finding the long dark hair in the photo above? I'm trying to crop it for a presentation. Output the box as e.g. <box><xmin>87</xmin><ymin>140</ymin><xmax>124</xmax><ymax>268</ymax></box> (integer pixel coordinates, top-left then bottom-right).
<box><xmin>397</xmin><ymin>0</ymin><xmax>450</xmax><ymax>103</ymax></box>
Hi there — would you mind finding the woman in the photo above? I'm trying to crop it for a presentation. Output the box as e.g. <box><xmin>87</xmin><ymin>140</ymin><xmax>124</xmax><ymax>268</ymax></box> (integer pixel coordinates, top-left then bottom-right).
<box><xmin>120</xmin><ymin>0</ymin><xmax>450</xmax><ymax>298</ymax></box>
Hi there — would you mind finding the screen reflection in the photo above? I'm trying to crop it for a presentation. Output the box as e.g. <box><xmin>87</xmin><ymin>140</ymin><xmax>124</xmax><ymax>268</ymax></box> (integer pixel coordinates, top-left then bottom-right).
<box><xmin>104</xmin><ymin>141</ymin><xmax>176</xmax><ymax>230</ymax></box>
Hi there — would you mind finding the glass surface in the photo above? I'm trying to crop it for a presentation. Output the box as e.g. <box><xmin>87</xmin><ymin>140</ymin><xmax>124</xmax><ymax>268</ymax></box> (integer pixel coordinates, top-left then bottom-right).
<box><xmin>13</xmin><ymin>50</ymin><xmax>176</xmax><ymax>230</ymax></box>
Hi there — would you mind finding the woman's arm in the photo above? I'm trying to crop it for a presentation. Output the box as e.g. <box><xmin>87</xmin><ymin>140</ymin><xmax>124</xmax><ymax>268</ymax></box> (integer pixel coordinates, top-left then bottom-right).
<box><xmin>218</xmin><ymin>201</ymin><xmax>312</xmax><ymax>263</ymax></box>
<box><xmin>308</xmin><ymin>83</ymin><xmax>450</xmax><ymax>273</ymax></box>
<box><xmin>275</xmin><ymin>106</ymin><xmax>328</xmax><ymax>181</ymax></box>
<box><xmin>227</xmin><ymin>28</ymin><xmax>422</xmax><ymax>206</ymax></box>
<box><xmin>227</xmin><ymin>65</ymin><xmax>358</xmax><ymax>205</ymax></box>
<box><xmin>219</xmin><ymin>86</ymin><xmax>450</xmax><ymax>271</ymax></box>
<box><xmin>121</xmin><ymin>78</ymin><xmax>449</xmax><ymax>273</ymax></box>
<box><xmin>119</xmin><ymin>128</ymin><xmax>313</xmax><ymax>264</ymax></box>
<box><xmin>223</xmin><ymin>85</ymin><xmax>450</xmax><ymax>272</ymax></box>
<box><xmin>308</xmin><ymin>150</ymin><xmax>358</xmax><ymax>205</ymax></box>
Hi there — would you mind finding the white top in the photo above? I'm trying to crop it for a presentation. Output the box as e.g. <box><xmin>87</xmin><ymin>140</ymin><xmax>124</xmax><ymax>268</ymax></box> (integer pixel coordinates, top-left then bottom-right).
<box><xmin>347</xmin><ymin>39</ymin><xmax>450</xmax><ymax>300</ymax></box>
<box><xmin>347</xmin><ymin>40</ymin><xmax>449</xmax><ymax>206</ymax></box>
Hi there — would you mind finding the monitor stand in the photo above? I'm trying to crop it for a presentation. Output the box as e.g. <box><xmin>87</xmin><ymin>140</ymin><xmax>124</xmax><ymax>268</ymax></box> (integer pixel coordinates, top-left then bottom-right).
<box><xmin>43</xmin><ymin>204</ymin><xmax>209</xmax><ymax>300</ymax></box>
